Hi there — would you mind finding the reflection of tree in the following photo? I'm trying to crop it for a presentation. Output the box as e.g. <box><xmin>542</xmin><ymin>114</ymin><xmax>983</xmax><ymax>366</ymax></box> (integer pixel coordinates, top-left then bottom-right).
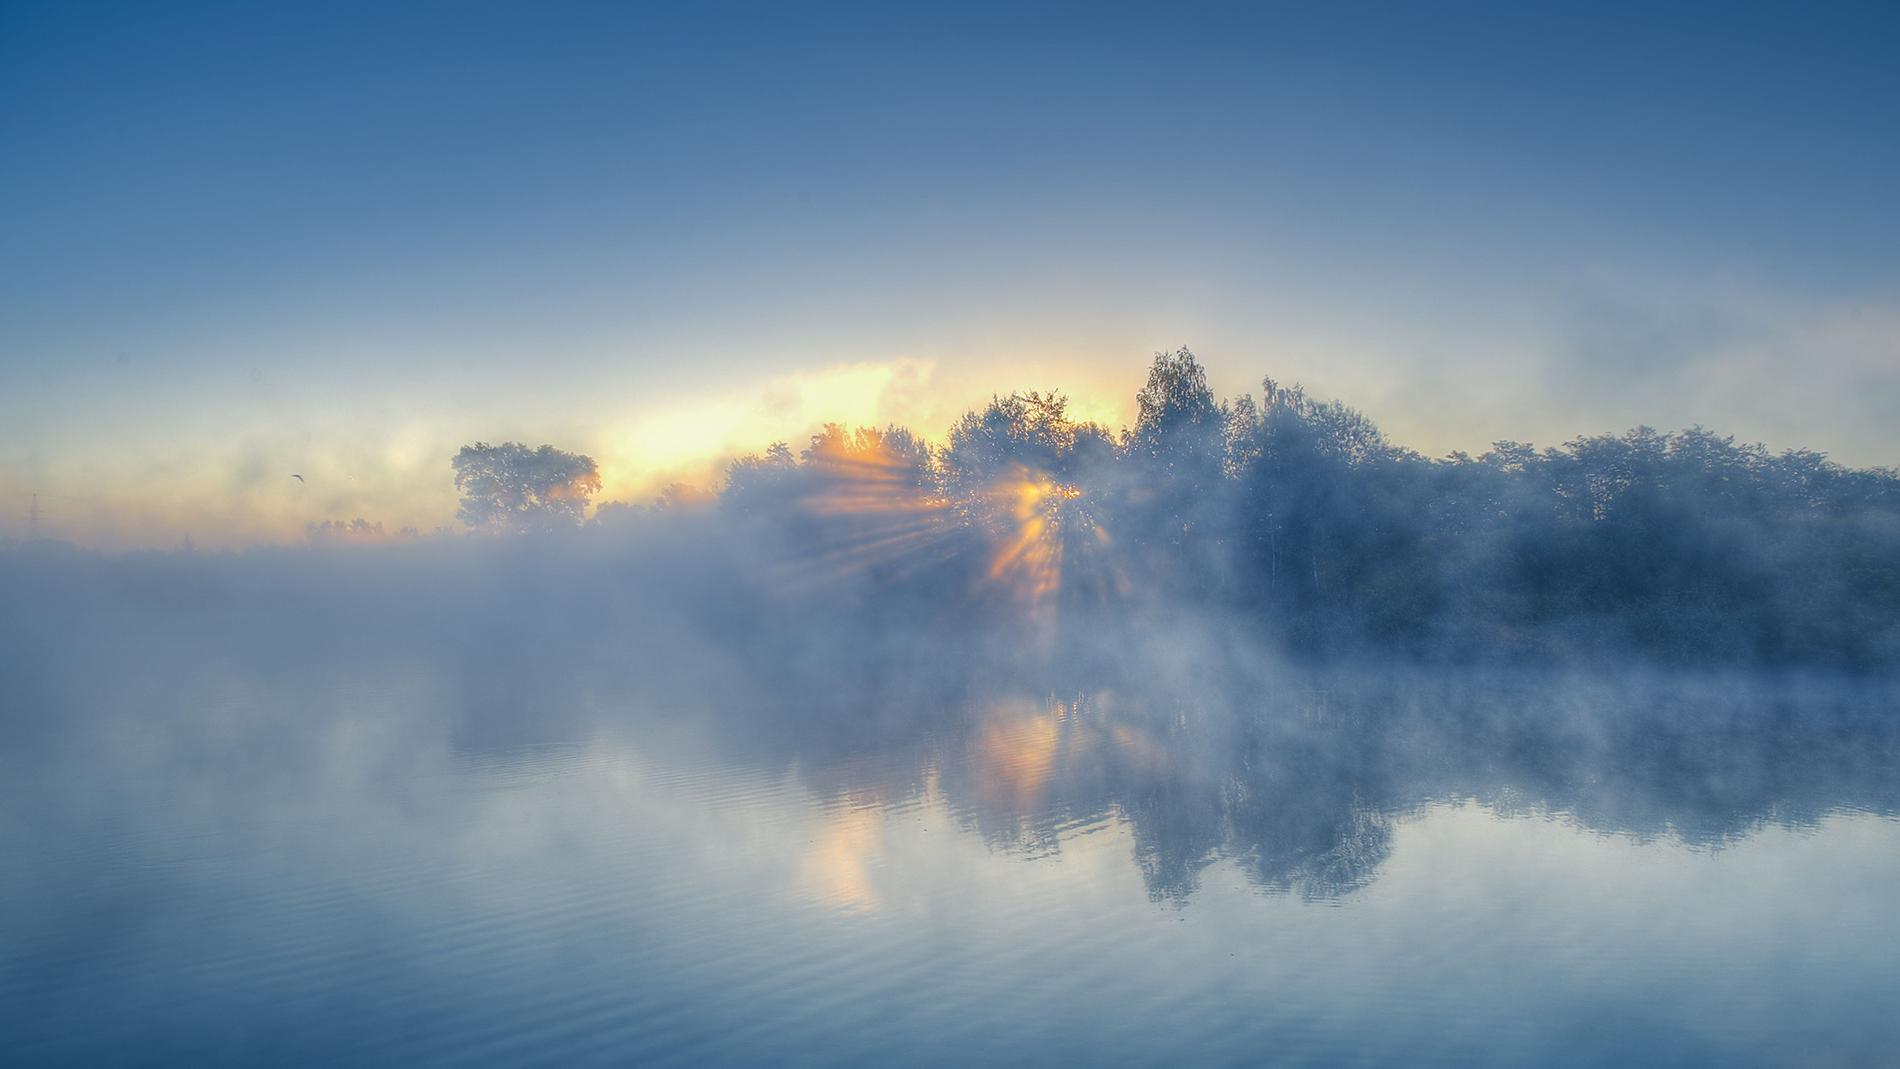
<box><xmin>653</xmin><ymin>652</ymin><xmax>1900</xmax><ymax>905</ymax></box>
<box><xmin>1194</xmin><ymin>713</ymin><xmax>1386</xmax><ymax>900</ymax></box>
<box><xmin>51</xmin><ymin>525</ymin><xmax>1891</xmax><ymax>907</ymax></box>
<box><xmin>1123</xmin><ymin>775</ymin><xmax>1224</xmax><ymax>903</ymax></box>
<box><xmin>350</xmin><ymin>471</ymin><xmax>1896</xmax><ymax>907</ymax></box>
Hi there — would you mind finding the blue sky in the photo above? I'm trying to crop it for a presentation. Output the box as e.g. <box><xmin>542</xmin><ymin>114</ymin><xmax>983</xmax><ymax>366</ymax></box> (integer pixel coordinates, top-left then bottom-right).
<box><xmin>3</xmin><ymin>2</ymin><xmax>1897</xmax><ymax>545</ymax></box>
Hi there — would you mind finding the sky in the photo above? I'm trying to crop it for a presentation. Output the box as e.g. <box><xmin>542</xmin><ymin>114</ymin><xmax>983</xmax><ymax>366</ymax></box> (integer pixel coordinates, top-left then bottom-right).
<box><xmin>2</xmin><ymin>1</ymin><xmax>1897</xmax><ymax>547</ymax></box>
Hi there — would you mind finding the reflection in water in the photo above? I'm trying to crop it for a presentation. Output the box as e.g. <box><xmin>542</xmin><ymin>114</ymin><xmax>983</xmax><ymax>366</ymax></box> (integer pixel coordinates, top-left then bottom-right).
<box><xmin>2</xmin><ymin>605</ymin><xmax>1897</xmax><ymax>1064</ymax></box>
<box><xmin>799</xmin><ymin>805</ymin><xmax>885</xmax><ymax>913</ymax></box>
<box><xmin>704</xmin><ymin>670</ymin><xmax>1900</xmax><ymax>905</ymax></box>
<box><xmin>973</xmin><ymin>697</ymin><xmax>1068</xmax><ymax>815</ymax></box>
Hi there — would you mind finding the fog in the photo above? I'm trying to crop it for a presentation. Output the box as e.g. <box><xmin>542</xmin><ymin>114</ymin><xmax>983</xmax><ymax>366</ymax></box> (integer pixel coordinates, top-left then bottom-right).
<box><xmin>6</xmin><ymin>521</ymin><xmax>1897</xmax><ymax>903</ymax></box>
<box><xmin>6</xmin><ymin>349</ymin><xmax>1898</xmax><ymax>903</ymax></box>
<box><xmin>6</xmin><ymin>352</ymin><xmax>1899</xmax><ymax>1063</ymax></box>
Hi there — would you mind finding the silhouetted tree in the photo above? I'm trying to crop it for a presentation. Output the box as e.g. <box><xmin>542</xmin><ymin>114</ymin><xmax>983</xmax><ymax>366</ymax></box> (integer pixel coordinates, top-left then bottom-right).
<box><xmin>452</xmin><ymin>441</ymin><xmax>601</xmax><ymax>533</ymax></box>
<box><xmin>556</xmin><ymin>348</ymin><xmax>1900</xmax><ymax>667</ymax></box>
<box><xmin>1127</xmin><ymin>347</ymin><xmax>1225</xmax><ymax>496</ymax></box>
<box><xmin>940</xmin><ymin>391</ymin><xmax>1077</xmax><ymax>500</ymax></box>
<box><xmin>305</xmin><ymin>518</ymin><xmax>389</xmax><ymax>544</ymax></box>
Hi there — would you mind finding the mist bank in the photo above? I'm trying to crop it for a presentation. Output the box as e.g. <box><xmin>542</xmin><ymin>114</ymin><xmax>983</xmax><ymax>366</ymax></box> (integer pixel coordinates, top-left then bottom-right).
<box><xmin>4</xmin><ymin>523</ymin><xmax>1896</xmax><ymax>907</ymax></box>
<box><xmin>7</xmin><ymin>348</ymin><xmax>1900</xmax><ymax>670</ymax></box>
<box><xmin>7</xmin><ymin>470</ymin><xmax>1897</xmax><ymax>904</ymax></box>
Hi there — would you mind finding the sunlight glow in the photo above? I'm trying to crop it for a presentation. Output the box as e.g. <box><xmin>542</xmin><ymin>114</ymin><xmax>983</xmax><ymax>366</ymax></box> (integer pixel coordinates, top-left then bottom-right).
<box><xmin>974</xmin><ymin>698</ymin><xmax>1070</xmax><ymax>813</ymax></box>
<box><xmin>982</xmin><ymin>465</ymin><xmax>1096</xmax><ymax>607</ymax></box>
<box><xmin>798</xmin><ymin>805</ymin><xmax>885</xmax><ymax>913</ymax></box>
<box><xmin>783</xmin><ymin>429</ymin><xmax>962</xmax><ymax>588</ymax></box>
<box><xmin>598</xmin><ymin>359</ymin><xmax>941</xmax><ymax>503</ymax></box>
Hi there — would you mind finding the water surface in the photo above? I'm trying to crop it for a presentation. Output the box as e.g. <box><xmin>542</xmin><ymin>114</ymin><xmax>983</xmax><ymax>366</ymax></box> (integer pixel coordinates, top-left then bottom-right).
<box><xmin>4</xmin><ymin>653</ymin><xmax>1897</xmax><ymax>1066</ymax></box>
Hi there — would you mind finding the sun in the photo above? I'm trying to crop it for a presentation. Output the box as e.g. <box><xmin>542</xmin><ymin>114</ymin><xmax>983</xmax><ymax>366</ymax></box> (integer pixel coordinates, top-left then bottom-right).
<box><xmin>982</xmin><ymin>464</ymin><xmax>1102</xmax><ymax>605</ymax></box>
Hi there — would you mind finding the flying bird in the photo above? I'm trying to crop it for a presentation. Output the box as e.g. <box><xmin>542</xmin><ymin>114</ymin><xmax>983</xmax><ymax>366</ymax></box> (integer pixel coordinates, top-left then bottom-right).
<box><xmin>290</xmin><ymin>474</ymin><xmax>305</xmax><ymax>483</ymax></box>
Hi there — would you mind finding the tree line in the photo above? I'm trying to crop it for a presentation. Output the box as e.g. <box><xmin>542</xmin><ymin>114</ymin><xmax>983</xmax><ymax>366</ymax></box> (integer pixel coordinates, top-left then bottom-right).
<box><xmin>455</xmin><ymin>349</ymin><xmax>1900</xmax><ymax>668</ymax></box>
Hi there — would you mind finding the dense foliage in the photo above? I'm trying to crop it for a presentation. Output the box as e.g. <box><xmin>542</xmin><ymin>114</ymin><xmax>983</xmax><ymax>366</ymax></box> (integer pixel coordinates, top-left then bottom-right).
<box><xmin>697</xmin><ymin>349</ymin><xmax>1900</xmax><ymax>669</ymax></box>
<box><xmin>453</xmin><ymin>441</ymin><xmax>601</xmax><ymax>534</ymax></box>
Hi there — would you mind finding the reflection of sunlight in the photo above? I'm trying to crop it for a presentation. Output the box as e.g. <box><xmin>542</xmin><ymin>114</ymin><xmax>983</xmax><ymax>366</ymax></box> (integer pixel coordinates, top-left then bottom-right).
<box><xmin>975</xmin><ymin>698</ymin><xmax>1070</xmax><ymax>811</ymax></box>
<box><xmin>969</xmin><ymin>693</ymin><xmax>1169</xmax><ymax>826</ymax></box>
<box><xmin>1109</xmin><ymin>723</ymin><xmax>1169</xmax><ymax>776</ymax></box>
<box><xmin>799</xmin><ymin>805</ymin><xmax>885</xmax><ymax>913</ymax></box>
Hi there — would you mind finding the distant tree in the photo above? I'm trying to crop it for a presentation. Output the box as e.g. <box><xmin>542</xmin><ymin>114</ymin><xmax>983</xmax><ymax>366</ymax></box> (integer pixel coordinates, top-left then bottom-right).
<box><xmin>940</xmin><ymin>392</ymin><xmax>1078</xmax><ymax>501</ymax></box>
<box><xmin>1128</xmin><ymin>348</ymin><xmax>1224</xmax><ymax>470</ymax></box>
<box><xmin>305</xmin><ymin>518</ymin><xmax>387</xmax><ymax>544</ymax></box>
<box><xmin>803</xmin><ymin>424</ymin><xmax>934</xmax><ymax>474</ymax></box>
<box><xmin>1120</xmin><ymin>349</ymin><xmax>1230</xmax><ymax>574</ymax></box>
<box><xmin>452</xmin><ymin>441</ymin><xmax>601</xmax><ymax>533</ymax></box>
<box><xmin>588</xmin><ymin>500</ymin><xmax>643</xmax><ymax>528</ymax></box>
<box><xmin>677</xmin><ymin>346</ymin><xmax>1900</xmax><ymax>667</ymax></box>
<box><xmin>795</xmin><ymin>425</ymin><xmax>940</xmax><ymax>526</ymax></box>
<box><xmin>721</xmin><ymin>441</ymin><xmax>801</xmax><ymax>518</ymax></box>
<box><xmin>655</xmin><ymin>482</ymin><xmax>716</xmax><ymax>511</ymax></box>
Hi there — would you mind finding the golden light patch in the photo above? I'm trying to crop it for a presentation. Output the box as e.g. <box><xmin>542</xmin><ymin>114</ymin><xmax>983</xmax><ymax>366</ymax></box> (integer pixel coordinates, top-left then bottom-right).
<box><xmin>981</xmin><ymin>465</ymin><xmax>1090</xmax><ymax>605</ymax></box>
<box><xmin>974</xmin><ymin>698</ymin><xmax>1069</xmax><ymax>812</ymax></box>
<box><xmin>798</xmin><ymin>805</ymin><xmax>885</xmax><ymax>913</ymax></box>
<box><xmin>594</xmin><ymin>359</ymin><xmax>940</xmax><ymax>504</ymax></box>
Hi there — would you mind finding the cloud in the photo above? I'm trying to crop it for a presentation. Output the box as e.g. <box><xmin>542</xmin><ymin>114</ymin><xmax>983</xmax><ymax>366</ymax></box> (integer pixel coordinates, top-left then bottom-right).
<box><xmin>0</xmin><ymin>426</ymin><xmax>462</xmax><ymax>550</ymax></box>
<box><xmin>1556</xmin><ymin>297</ymin><xmax>1749</xmax><ymax>393</ymax></box>
<box><xmin>593</xmin><ymin>357</ymin><xmax>947</xmax><ymax>501</ymax></box>
<box><xmin>1496</xmin><ymin>289</ymin><xmax>1900</xmax><ymax>465</ymax></box>
<box><xmin>1693</xmin><ymin>302</ymin><xmax>1900</xmax><ymax>465</ymax></box>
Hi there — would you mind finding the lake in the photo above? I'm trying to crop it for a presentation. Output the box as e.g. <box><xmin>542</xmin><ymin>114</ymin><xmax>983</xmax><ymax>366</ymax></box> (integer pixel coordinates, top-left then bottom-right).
<box><xmin>3</xmin><ymin>639</ymin><xmax>1898</xmax><ymax>1066</ymax></box>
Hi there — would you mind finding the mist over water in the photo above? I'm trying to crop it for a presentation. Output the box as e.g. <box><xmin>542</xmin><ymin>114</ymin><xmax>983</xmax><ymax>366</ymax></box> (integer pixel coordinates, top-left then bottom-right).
<box><xmin>8</xmin><ymin>0</ymin><xmax>1900</xmax><ymax>1058</ymax></box>
<box><xmin>4</xmin><ymin>505</ymin><xmax>1898</xmax><ymax>1064</ymax></box>
<box><xmin>4</xmin><ymin>353</ymin><xmax>1899</xmax><ymax>1064</ymax></box>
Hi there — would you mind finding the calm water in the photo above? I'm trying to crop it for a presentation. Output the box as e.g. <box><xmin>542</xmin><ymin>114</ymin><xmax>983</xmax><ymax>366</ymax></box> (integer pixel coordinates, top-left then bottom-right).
<box><xmin>4</xmin><ymin>654</ymin><xmax>1898</xmax><ymax>1066</ymax></box>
